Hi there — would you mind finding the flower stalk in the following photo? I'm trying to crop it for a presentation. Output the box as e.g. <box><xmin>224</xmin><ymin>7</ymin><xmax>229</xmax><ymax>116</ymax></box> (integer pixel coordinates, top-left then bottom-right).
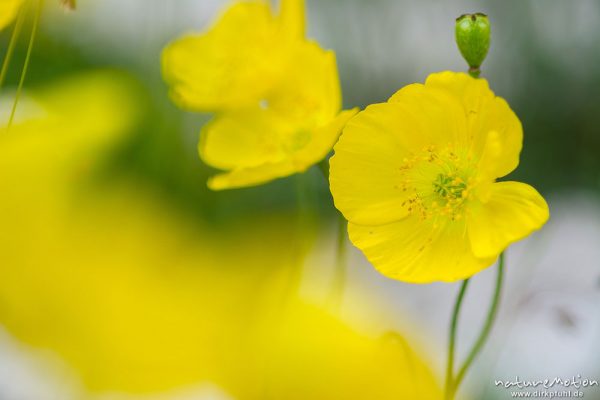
<box><xmin>319</xmin><ymin>158</ymin><xmax>349</xmax><ymax>312</ymax></box>
<box><xmin>444</xmin><ymin>278</ymin><xmax>470</xmax><ymax>400</ymax></box>
<box><xmin>7</xmin><ymin>0</ymin><xmax>44</xmax><ymax>130</ymax></box>
<box><xmin>327</xmin><ymin>212</ymin><xmax>348</xmax><ymax>312</ymax></box>
<box><xmin>445</xmin><ymin>253</ymin><xmax>505</xmax><ymax>400</ymax></box>
<box><xmin>0</xmin><ymin>8</ymin><xmax>25</xmax><ymax>90</ymax></box>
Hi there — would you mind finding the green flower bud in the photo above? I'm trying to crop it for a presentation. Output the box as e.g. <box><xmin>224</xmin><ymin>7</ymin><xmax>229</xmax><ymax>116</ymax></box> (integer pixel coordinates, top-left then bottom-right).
<box><xmin>455</xmin><ymin>13</ymin><xmax>490</xmax><ymax>78</ymax></box>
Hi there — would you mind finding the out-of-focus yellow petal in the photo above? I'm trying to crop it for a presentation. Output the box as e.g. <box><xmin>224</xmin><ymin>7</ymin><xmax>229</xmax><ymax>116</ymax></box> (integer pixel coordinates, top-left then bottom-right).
<box><xmin>278</xmin><ymin>0</ymin><xmax>305</xmax><ymax>40</ymax></box>
<box><xmin>348</xmin><ymin>217</ymin><xmax>495</xmax><ymax>284</ymax></box>
<box><xmin>199</xmin><ymin>108</ymin><xmax>289</xmax><ymax>171</ymax></box>
<box><xmin>163</xmin><ymin>0</ymin><xmax>348</xmax><ymax>190</ymax></box>
<box><xmin>207</xmin><ymin>160</ymin><xmax>297</xmax><ymax>190</ymax></box>
<box><xmin>225</xmin><ymin>300</ymin><xmax>442</xmax><ymax>400</ymax></box>
<box><xmin>467</xmin><ymin>181</ymin><xmax>549</xmax><ymax>259</ymax></box>
<box><xmin>161</xmin><ymin>1</ymin><xmax>287</xmax><ymax>111</ymax></box>
<box><xmin>204</xmin><ymin>109</ymin><xmax>356</xmax><ymax>191</ymax></box>
<box><xmin>0</xmin><ymin>72</ymin><xmax>441</xmax><ymax>399</ymax></box>
<box><xmin>1</xmin><ymin>69</ymin><xmax>138</xmax><ymax>127</ymax></box>
<box><xmin>0</xmin><ymin>0</ymin><xmax>23</xmax><ymax>30</ymax></box>
<box><xmin>0</xmin><ymin>73</ymin><xmax>309</xmax><ymax>392</ymax></box>
<box><xmin>268</xmin><ymin>41</ymin><xmax>341</xmax><ymax>126</ymax></box>
<box><xmin>202</xmin><ymin>41</ymin><xmax>352</xmax><ymax>190</ymax></box>
<box><xmin>0</xmin><ymin>70</ymin><xmax>141</xmax><ymax>180</ymax></box>
<box><xmin>294</xmin><ymin>108</ymin><xmax>357</xmax><ymax>167</ymax></box>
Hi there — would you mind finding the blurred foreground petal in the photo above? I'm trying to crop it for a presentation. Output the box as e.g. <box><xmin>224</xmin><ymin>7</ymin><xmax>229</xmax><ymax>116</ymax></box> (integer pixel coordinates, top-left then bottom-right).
<box><xmin>0</xmin><ymin>72</ymin><xmax>440</xmax><ymax>399</ymax></box>
<box><xmin>0</xmin><ymin>0</ymin><xmax>24</xmax><ymax>30</ymax></box>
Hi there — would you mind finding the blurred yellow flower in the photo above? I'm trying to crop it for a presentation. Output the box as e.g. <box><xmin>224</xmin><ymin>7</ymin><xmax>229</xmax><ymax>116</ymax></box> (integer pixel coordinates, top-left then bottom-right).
<box><xmin>162</xmin><ymin>0</ymin><xmax>357</xmax><ymax>190</ymax></box>
<box><xmin>0</xmin><ymin>0</ymin><xmax>24</xmax><ymax>30</ymax></box>
<box><xmin>330</xmin><ymin>71</ymin><xmax>549</xmax><ymax>283</ymax></box>
<box><xmin>237</xmin><ymin>301</ymin><xmax>442</xmax><ymax>400</ymax></box>
<box><xmin>0</xmin><ymin>71</ymin><xmax>441</xmax><ymax>399</ymax></box>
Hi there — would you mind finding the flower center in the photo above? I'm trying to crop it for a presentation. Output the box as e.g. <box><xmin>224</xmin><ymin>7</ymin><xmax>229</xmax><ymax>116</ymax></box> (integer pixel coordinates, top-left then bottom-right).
<box><xmin>432</xmin><ymin>173</ymin><xmax>467</xmax><ymax>200</ymax></box>
<box><xmin>399</xmin><ymin>145</ymin><xmax>475</xmax><ymax>222</ymax></box>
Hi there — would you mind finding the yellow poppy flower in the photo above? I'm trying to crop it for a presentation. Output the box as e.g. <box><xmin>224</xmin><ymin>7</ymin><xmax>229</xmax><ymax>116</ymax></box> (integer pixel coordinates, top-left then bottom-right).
<box><xmin>330</xmin><ymin>71</ymin><xmax>549</xmax><ymax>283</ymax></box>
<box><xmin>162</xmin><ymin>0</ymin><xmax>304</xmax><ymax>111</ymax></box>
<box><xmin>0</xmin><ymin>0</ymin><xmax>24</xmax><ymax>30</ymax></box>
<box><xmin>162</xmin><ymin>0</ymin><xmax>357</xmax><ymax>190</ymax></box>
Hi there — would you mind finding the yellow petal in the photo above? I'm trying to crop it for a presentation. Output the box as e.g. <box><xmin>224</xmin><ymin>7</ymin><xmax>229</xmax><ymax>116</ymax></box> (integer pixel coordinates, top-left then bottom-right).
<box><xmin>0</xmin><ymin>70</ymin><xmax>140</xmax><ymax>151</ymax></box>
<box><xmin>161</xmin><ymin>1</ymin><xmax>287</xmax><ymax>111</ymax></box>
<box><xmin>269</xmin><ymin>41</ymin><xmax>341</xmax><ymax>126</ymax></box>
<box><xmin>201</xmin><ymin>40</ymin><xmax>348</xmax><ymax>190</ymax></box>
<box><xmin>234</xmin><ymin>300</ymin><xmax>442</xmax><ymax>400</ymax></box>
<box><xmin>199</xmin><ymin>108</ymin><xmax>288</xmax><ymax>171</ymax></box>
<box><xmin>424</xmin><ymin>71</ymin><xmax>523</xmax><ymax>178</ymax></box>
<box><xmin>388</xmin><ymin>82</ymin><xmax>468</xmax><ymax>149</ymax></box>
<box><xmin>0</xmin><ymin>0</ymin><xmax>23</xmax><ymax>30</ymax></box>
<box><xmin>203</xmin><ymin>108</ymin><xmax>355</xmax><ymax>191</ymax></box>
<box><xmin>207</xmin><ymin>160</ymin><xmax>298</xmax><ymax>190</ymax></box>
<box><xmin>348</xmin><ymin>217</ymin><xmax>496</xmax><ymax>283</ymax></box>
<box><xmin>294</xmin><ymin>108</ymin><xmax>358</xmax><ymax>167</ymax></box>
<box><xmin>467</xmin><ymin>181</ymin><xmax>549</xmax><ymax>258</ymax></box>
<box><xmin>278</xmin><ymin>0</ymin><xmax>305</xmax><ymax>40</ymax></box>
<box><xmin>330</xmin><ymin>103</ymin><xmax>425</xmax><ymax>225</ymax></box>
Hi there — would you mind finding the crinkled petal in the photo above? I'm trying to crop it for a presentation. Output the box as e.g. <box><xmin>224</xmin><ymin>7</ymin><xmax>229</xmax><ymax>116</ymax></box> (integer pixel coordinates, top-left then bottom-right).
<box><xmin>467</xmin><ymin>181</ymin><xmax>549</xmax><ymax>258</ymax></box>
<box><xmin>348</xmin><ymin>218</ymin><xmax>496</xmax><ymax>283</ymax></box>
<box><xmin>388</xmin><ymin>83</ymin><xmax>468</xmax><ymax>149</ymax></box>
<box><xmin>330</xmin><ymin>102</ymin><xmax>431</xmax><ymax>226</ymax></box>
<box><xmin>424</xmin><ymin>71</ymin><xmax>523</xmax><ymax>178</ymax></box>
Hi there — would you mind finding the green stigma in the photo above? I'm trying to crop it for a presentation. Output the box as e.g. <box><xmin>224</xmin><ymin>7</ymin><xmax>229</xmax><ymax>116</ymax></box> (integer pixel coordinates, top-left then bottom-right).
<box><xmin>433</xmin><ymin>173</ymin><xmax>467</xmax><ymax>200</ymax></box>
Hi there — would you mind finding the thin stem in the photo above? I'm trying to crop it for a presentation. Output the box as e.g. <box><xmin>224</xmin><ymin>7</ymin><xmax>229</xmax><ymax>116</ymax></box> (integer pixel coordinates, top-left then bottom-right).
<box><xmin>317</xmin><ymin>157</ymin><xmax>348</xmax><ymax>312</ymax></box>
<box><xmin>7</xmin><ymin>0</ymin><xmax>43</xmax><ymax>130</ymax></box>
<box><xmin>287</xmin><ymin>173</ymin><xmax>312</xmax><ymax>297</ymax></box>
<box><xmin>444</xmin><ymin>278</ymin><xmax>470</xmax><ymax>400</ymax></box>
<box><xmin>0</xmin><ymin>9</ymin><xmax>26</xmax><ymax>90</ymax></box>
<box><xmin>468</xmin><ymin>67</ymin><xmax>481</xmax><ymax>79</ymax></box>
<box><xmin>450</xmin><ymin>253</ymin><xmax>505</xmax><ymax>398</ymax></box>
<box><xmin>327</xmin><ymin>212</ymin><xmax>347</xmax><ymax>311</ymax></box>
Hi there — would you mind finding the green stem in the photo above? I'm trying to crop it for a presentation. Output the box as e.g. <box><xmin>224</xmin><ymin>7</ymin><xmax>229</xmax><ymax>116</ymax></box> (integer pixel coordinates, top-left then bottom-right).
<box><xmin>288</xmin><ymin>173</ymin><xmax>311</xmax><ymax>297</ymax></box>
<box><xmin>317</xmin><ymin>157</ymin><xmax>348</xmax><ymax>312</ymax></box>
<box><xmin>444</xmin><ymin>278</ymin><xmax>470</xmax><ymax>400</ymax></box>
<box><xmin>468</xmin><ymin>67</ymin><xmax>481</xmax><ymax>79</ymax></box>
<box><xmin>327</xmin><ymin>212</ymin><xmax>347</xmax><ymax>311</ymax></box>
<box><xmin>0</xmin><ymin>9</ymin><xmax>26</xmax><ymax>90</ymax></box>
<box><xmin>7</xmin><ymin>0</ymin><xmax>43</xmax><ymax>130</ymax></box>
<box><xmin>450</xmin><ymin>253</ymin><xmax>505</xmax><ymax>399</ymax></box>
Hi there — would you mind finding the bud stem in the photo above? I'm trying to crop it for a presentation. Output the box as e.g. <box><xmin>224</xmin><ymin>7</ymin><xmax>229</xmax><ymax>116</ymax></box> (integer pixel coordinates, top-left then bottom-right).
<box><xmin>468</xmin><ymin>67</ymin><xmax>481</xmax><ymax>79</ymax></box>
